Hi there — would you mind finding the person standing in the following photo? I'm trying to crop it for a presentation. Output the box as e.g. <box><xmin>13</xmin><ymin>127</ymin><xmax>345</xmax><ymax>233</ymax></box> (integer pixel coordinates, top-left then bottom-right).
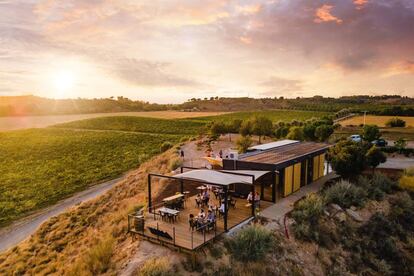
<box><xmin>180</xmin><ymin>149</ymin><xmax>184</xmax><ymax>159</ymax></box>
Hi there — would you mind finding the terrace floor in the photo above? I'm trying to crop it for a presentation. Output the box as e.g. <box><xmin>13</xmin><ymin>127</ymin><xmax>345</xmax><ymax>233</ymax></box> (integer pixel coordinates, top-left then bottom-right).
<box><xmin>134</xmin><ymin>194</ymin><xmax>273</xmax><ymax>250</ymax></box>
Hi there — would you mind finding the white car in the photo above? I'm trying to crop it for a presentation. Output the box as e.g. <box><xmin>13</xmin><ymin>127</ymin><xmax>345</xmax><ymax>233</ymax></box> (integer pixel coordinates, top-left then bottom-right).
<box><xmin>349</xmin><ymin>134</ymin><xmax>362</xmax><ymax>142</ymax></box>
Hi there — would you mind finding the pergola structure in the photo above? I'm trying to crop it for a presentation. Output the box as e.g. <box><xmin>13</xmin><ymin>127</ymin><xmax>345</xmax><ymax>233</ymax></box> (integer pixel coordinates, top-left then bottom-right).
<box><xmin>147</xmin><ymin>167</ymin><xmax>270</xmax><ymax>232</ymax></box>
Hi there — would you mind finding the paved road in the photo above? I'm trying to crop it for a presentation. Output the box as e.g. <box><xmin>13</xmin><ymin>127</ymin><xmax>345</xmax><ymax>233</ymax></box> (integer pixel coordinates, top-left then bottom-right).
<box><xmin>378</xmin><ymin>158</ymin><xmax>414</xmax><ymax>170</ymax></box>
<box><xmin>0</xmin><ymin>175</ymin><xmax>125</xmax><ymax>253</ymax></box>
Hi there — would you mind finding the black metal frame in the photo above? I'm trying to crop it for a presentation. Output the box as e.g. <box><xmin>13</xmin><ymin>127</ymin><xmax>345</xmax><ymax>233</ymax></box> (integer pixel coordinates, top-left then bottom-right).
<box><xmin>148</xmin><ymin>166</ymin><xmax>261</xmax><ymax>231</ymax></box>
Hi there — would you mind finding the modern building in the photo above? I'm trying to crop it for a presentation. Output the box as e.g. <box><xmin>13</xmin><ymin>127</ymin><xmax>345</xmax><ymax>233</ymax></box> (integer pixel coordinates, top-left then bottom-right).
<box><xmin>223</xmin><ymin>139</ymin><xmax>331</xmax><ymax>202</ymax></box>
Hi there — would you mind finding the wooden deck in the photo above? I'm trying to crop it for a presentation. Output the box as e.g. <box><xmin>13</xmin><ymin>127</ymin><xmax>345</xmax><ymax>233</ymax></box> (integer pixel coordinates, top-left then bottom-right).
<box><xmin>134</xmin><ymin>194</ymin><xmax>272</xmax><ymax>250</ymax></box>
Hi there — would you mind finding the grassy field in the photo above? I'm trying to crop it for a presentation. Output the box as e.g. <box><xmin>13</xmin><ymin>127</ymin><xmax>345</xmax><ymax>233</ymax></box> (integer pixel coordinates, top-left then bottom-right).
<box><xmin>195</xmin><ymin>110</ymin><xmax>330</xmax><ymax>122</ymax></box>
<box><xmin>53</xmin><ymin>116</ymin><xmax>205</xmax><ymax>135</ymax></box>
<box><xmin>0</xmin><ymin>128</ymin><xmax>182</xmax><ymax>226</ymax></box>
<box><xmin>340</xmin><ymin>115</ymin><xmax>414</xmax><ymax>127</ymax></box>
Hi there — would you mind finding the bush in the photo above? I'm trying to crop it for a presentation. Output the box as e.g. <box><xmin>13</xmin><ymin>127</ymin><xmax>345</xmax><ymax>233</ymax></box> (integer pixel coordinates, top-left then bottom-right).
<box><xmin>236</xmin><ymin>136</ymin><xmax>253</xmax><ymax>153</ymax></box>
<box><xmin>371</xmin><ymin>173</ymin><xmax>396</xmax><ymax>194</ymax></box>
<box><xmin>323</xmin><ymin>180</ymin><xmax>367</xmax><ymax>208</ymax></box>
<box><xmin>225</xmin><ymin>224</ymin><xmax>275</xmax><ymax>262</ymax></box>
<box><xmin>160</xmin><ymin>141</ymin><xmax>173</xmax><ymax>152</ymax></box>
<box><xmin>138</xmin><ymin>258</ymin><xmax>172</xmax><ymax>276</ymax></box>
<box><xmin>357</xmin><ymin>175</ymin><xmax>385</xmax><ymax>200</ymax></box>
<box><xmin>286</xmin><ymin>126</ymin><xmax>304</xmax><ymax>140</ymax></box>
<box><xmin>168</xmin><ymin>157</ymin><xmax>182</xmax><ymax>171</ymax></box>
<box><xmin>291</xmin><ymin>193</ymin><xmax>324</xmax><ymax>241</ymax></box>
<box><xmin>385</xmin><ymin>117</ymin><xmax>406</xmax><ymax>127</ymax></box>
<box><xmin>84</xmin><ymin>236</ymin><xmax>115</xmax><ymax>274</ymax></box>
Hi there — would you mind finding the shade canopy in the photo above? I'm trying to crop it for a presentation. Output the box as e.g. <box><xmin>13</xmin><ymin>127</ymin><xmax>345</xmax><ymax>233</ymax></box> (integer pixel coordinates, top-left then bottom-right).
<box><xmin>173</xmin><ymin>169</ymin><xmax>270</xmax><ymax>186</ymax></box>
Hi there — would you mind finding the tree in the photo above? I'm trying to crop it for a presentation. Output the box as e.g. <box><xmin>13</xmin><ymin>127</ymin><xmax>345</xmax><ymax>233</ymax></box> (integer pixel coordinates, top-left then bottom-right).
<box><xmin>315</xmin><ymin>125</ymin><xmax>334</xmax><ymax>142</ymax></box>
<box><xmin>210</xmin><ymin>121</ymin><xmax>227</xmax><ymax>139</ymax></box>
<box><xmin>226</xmin><ymin>119</ymin><xmax>243</xmax><ymax>142</ymax></box>
<box><xmin>236</xmin><ymin>136</ymin><xmax>253</xmax><ymax>153</ymax></box>
<box><xmin>328</xmin><ymin>140</ymin><xmax>368</xmax><ymax>178</ymax></box>
<box><xmin>275</xmin><ymin>126</ymin><xmax>289</xmax><ymax>139</ymax></box>
<box><xmin>286</xmin><ymin>126</ymin><xmax>304</xmax><ymax>140</ymax></box>
<box><xmin>303</xmin><ymin>124</ymin><xmax>317</xmax><ymax>141</ymax></box>
<box><xmin>385</xmin><ymin>117</ymin><xmax>406</xmax><ymax>127</ymax></box>
<box><xmin>251</xmin><ymin>116</ymin><xmax>273</xmax><ymax>143</ymax></box>
<box><xmin>362</xmin><ymin>124</ymin><xmax>381</xmax><ymax>142</ymax></box>
<box><xmin>395</xmin><ymin>138</ymin><xmax>407</xmax><ymax>153</ymax></box>
<box><xmin>366</xmin><ymin>145</ymin><xmax>386</xmax><ymax>172</ymax></box>
<box><xmin>239</xmin><ymin>120</ymin><xmax>253</xmax><ymax>136</ymax></box>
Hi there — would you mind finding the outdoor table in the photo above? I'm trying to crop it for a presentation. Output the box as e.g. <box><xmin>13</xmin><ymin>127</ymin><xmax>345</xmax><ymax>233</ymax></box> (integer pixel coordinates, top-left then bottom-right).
<box><xmin>157</xmin><ymin>207</ymin><xmax>180</xmax><ymax>222</ymax></box>
<box><xmin>162</xmin><ymin>193</ymin><xmax>184</xmax><ymax>202</ymax></box>
<box><xmin>196</xmin><ymin>186</ymin><xmax>207</xmax><ymax>191</ymax></box>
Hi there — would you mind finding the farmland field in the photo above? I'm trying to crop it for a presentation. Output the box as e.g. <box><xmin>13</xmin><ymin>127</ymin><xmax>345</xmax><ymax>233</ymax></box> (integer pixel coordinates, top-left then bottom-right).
<box><xmin>0</xmin><ymin>111</ymin><xmax>228</xmax><ymax>131</ymax></box>
<box><xmin>195</xmin><ymin>109</ymin><xmax>331</xmax><ymax>122</ymax></box>
<box><xmin>0</xmin><ymin>128</ymin><xmax>182</xmax><ymax>226</ymax></box>
<box><xmin>53</xmin><ymin>116</ymin><xmax>205</xmax><ymax>135</ymax></box>
<box><xmin>340</xmin><ymin>115</ymin><xmax>414</xmax><ymax>127</ymax></box>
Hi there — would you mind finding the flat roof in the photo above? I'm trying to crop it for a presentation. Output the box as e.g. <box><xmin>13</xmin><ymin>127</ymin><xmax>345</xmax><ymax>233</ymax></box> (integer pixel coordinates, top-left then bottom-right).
<box><xmin>248</xmin><ymin>139</ymin><xmax>299</xmax><ymax>151</ymax></box>
<box><xmin>173</xmin><ymin>169</ymin><xmax>270</xmax><ymax>186</ymax></box>
<box><xmin>240</xmin><ymin>141</ymin><xmax>330</xmax><ymax>165</ymax></box>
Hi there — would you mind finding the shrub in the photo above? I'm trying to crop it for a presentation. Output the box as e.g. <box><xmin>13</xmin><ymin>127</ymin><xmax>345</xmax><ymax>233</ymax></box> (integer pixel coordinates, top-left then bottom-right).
<box><xmin>291</xmin><ymin>193</ymin><xmax>324</xmax><ymax>241</ymax></box>
<box><xmin>371</xmin><ymin>173</ymin><xmax>396</xmax><ymax>194</ymax></box>
<box><xmin>286</xmin><ymin>126</ymin><xmax>304</xmax><ymax>140</ymax></box>
<box><xmin>323</xmin><ymin>180</ymin><xmax>367</xmax><ymax>208</ymax></box>
<box><xmin>357</xmin><ymin>175</ymin><xmax>384</xmax><ymax>200</ymax></box>
<box><xmin>138</xmin><ymin>258</ymin><xmax>172</xmax><ymax>276</ymax></box>
<box><xmin>168</xmin><ymin>157</ymin><xmax>182</xmax><ymax>171</ymax></box>
<box><xmin>160</xmin><ymin>141</ymin><xmax>173</xmax><ymax>152</ymax></box>
<box><xmin>225</xmin><ymin>224</ymin><xmax>275</xmax><ymax>262</ymax></box>
<box><xmin>84</xmin><ymin>236</ymin><xmax>115</xmax><ymax>274</ymax></box>
<box><xmin>400</xmin><ymin>167</ymin><xmax>414</xmax><ymax>192</ymax></box>
<box><xmin>236</xmin><ymin>136</ymin><xmax>253</xmax><ymax>153</ymax></box>
<box><xmin>385</xmin><ymin>117</ymin><xmax>406</xmax><ymax>127</ymax></box>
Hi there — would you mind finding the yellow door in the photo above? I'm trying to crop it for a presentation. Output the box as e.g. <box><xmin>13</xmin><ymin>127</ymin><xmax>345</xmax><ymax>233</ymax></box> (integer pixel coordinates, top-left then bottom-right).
<box><xmin>284</xmin><ymin>166</ymin><xmax>293</xmax><ymax>197</ymax></box>
<box><xmin>313</xmin><ymin>155</ymin><xmax>320</xmax><ymax>181</ymax></box>
<box><xmin>293</xmin><ymin>163</ymin><xmax>301</xmax><ymax>192</ymax></box>
<box><xmin>319</xmin><ymin>154</ymin><xmax>325</xmax><ymax>178</ymax></box>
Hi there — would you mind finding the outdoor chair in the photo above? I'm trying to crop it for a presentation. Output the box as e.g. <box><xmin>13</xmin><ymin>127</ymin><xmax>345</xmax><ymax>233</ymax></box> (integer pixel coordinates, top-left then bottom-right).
<box><xmin>158</xmin><ymin>210</ymin><xmax>167</xmax><ymax>221</ymax></box>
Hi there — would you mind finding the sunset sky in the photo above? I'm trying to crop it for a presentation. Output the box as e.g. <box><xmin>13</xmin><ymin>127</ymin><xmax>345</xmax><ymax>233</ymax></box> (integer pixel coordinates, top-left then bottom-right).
<box><xmin>1</xmin><ymin>0</ymin><xmax>414</xmax><ymax>103</ymax></box>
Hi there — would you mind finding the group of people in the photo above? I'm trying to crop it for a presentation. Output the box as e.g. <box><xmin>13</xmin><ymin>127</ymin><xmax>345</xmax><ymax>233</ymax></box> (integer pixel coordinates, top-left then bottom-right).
<box><xmin>247</xmin><ymin>191</ymin><xmax>261</xmax><ymax>207</ymax></box>
<box><xmin>189</xmin><ymin>206</ymin><xmax>217</xmax><ymax>231</ymax></box>
<box><xmin>195</xmin><ymin>190</ymin><xmax>210</xmax><ymax>207</ymax></box>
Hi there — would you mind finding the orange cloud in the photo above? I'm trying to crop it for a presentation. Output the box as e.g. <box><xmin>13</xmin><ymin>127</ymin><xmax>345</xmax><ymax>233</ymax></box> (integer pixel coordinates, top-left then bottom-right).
<box><xmin>236</xmin><ymin>4</ymin><xmax>262</xmax><ymax>15</ymax></box>
<box><xmin>239</xmin><ymin>36</ymin><xmax>252</xmax><ymax>44</ymax></box>
<box><xmin>385</xmin><ymin>61</ymin><xmax>414</xmax><ymax>76</ymax></box>
<box><xmin>354</xmin><ymin>0</ymin><xmax>368</xmax><ymax>10</ymax></box>
<box><xmin>314</xmin><ymin>5</ymin><xmax>343</xmax><ymax>24</ymax></box>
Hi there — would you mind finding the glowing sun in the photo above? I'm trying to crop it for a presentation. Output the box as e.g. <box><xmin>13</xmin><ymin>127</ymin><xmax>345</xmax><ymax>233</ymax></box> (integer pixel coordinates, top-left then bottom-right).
<box><xmin>53</xmin><ymin>71</ymin><xmax>75</xmax><ymax>92</ymax></box>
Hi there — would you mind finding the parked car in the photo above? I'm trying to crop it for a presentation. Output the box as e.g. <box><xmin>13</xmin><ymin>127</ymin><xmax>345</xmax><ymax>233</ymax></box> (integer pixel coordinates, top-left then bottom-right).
<box><xmin>349</xmin><ymin>134</ymin><xmax>362</xmax><ymax>142</ymax></box>
<box><xmin>372</xmin><ymin>138</ymin><xmax>388</xmax><ymax>147</ymax></box>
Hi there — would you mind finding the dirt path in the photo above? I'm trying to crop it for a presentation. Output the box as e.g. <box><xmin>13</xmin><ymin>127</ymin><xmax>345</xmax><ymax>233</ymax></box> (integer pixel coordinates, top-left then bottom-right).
<box><xmin>0</xmin><ymin>175</ymin><xmax>125</xmax><ymax>253</ymax></box>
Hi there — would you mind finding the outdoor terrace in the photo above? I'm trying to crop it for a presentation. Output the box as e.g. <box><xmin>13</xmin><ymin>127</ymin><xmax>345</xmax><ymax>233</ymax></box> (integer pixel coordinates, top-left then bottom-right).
<box><xmin>128</xmin><ymin>192</ymin><xmax>272</xmax><ymax>251</ymax></box>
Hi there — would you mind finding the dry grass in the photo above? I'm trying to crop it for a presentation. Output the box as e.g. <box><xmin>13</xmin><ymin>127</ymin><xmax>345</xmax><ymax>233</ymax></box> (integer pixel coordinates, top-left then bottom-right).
<box><xmin>0</xmin><ymin>148</ymin><xmax>179</xmax><ymax>275</ymax></box>
<box><xmin>340</xmin><ymin>115</ymin><xmax>414</xmax><ymax>127</ymax></box>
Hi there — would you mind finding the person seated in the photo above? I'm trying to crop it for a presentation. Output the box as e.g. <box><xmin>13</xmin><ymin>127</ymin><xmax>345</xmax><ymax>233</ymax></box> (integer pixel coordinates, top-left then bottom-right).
<box><xmin>247</xmin><ymin>192</ymin><xmax>253</xmax><ymax>204</ymax></box>
<box><xmin>206</xmin><ymin>210</ymin><xmax>216</xmax><ymax>224</ymax></box>
<box><xmin>198</xmin><ymin>209</ymin><xmax>206</xmax><ymax>219</ymax></box>
<box><xmin>203</xmin><ymin>190</ymin><xmax>210</xmax><ymax>205</ymax></box>
<box><xmin>188</xmin><ymin>214</ymin><xmax>196</xmax><ymax>230</ymax></box>
<box><xmin>218</xmin><ymin>202</ymin><xmax>225</xmax><ymax>215</ymax></box>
